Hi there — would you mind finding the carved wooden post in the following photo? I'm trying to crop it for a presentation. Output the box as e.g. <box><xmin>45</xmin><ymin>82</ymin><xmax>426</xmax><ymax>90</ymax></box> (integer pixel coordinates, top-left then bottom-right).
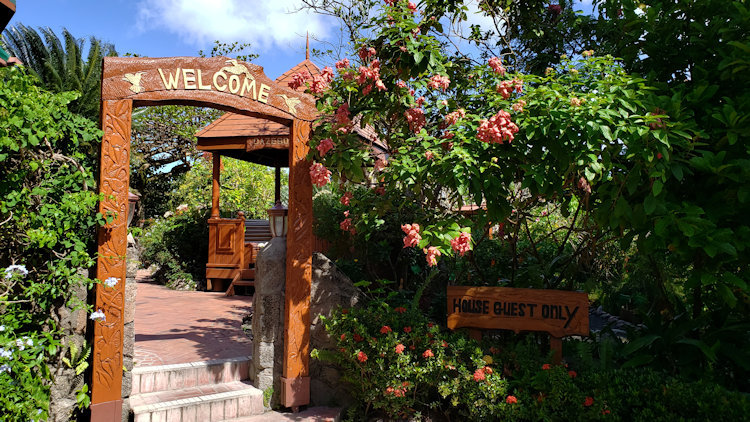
<box><xmin>281</xmin><ymin>119</ymin><xmax>312</xmax><ymax>409</ymax></box>
<box><xmin>91</xmin><ymin>99</ymin><xmax>133</xmax><ymax>421</ymax></box>
<box><xmin>212</xmin><ymin>152</ymin><xmax>221</xmax><ymax>218</ymax></box>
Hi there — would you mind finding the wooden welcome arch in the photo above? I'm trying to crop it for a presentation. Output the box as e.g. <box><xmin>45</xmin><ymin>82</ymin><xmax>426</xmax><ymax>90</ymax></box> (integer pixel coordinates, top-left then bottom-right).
<box><xmin>92</xmin><ymin>57</ymin><xmax>315</xmax><ymax>420</ymax></box>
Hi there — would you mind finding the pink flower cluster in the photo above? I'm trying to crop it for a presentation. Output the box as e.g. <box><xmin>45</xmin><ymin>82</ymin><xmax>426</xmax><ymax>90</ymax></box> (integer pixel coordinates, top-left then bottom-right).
<box><xmin>450</xmin><ymin>232</ymin><xmax>472</xmax><ymax>257</ymax></box>
<box><xmin>401</xmin><ymin>223</ymin><xmax>421</xmax><ymax>248</ymax></box>
<box><xmin>358</xmin><ymin>46</ymin><xmax>377</xmax><ymax>62</ymax></box>
<box><xmin>340</xmin><ymin>191</ymin><xmax>353</xmax><ymax>206</ymax></box>
<box><xmin>408</xmin><ymin>1</ymin><xmax>417</xmax><ymax>12</ymax></box>
<box><xmin>335</xmin><ymin>58</ymin><xmax>350</xmax><ymax>71</ymax></box>
<box><xmin>444</xmin><ymin>108</ymin><xmax>466</xmax><ymax>126</ymax></box>
<box><xmin>422</xmin><ymin>349</ymin><xmax>434</xmax><ymax>358</ymax></box>
<box><xmin>477</xmin><ymin>110</ymin><xmax>519</xmax><ymax>144</ymax></box>
<box><xmin>423</xmin><ymin>246</ymin><xmax>441</xmax><ymax>267</ymax></box>
<box><xmin>424</xmin><ymin>150</ymin><xmax>435</xmax><ymax>160</ymax></box>
<box><xmin>496</xmin><ymin>78</ymin><xmax>523</xmax><ymax>99</ymax></box>
<box><xmin>488</xmin><ymin>57</ymin><xmax>506</xmax><ymax>76</ymax></box>
<box><xmin>357</xmin><ymin>59</ymin><xmax>386</xmax><ymax>94</ymax></box>
<box><xmin>405</xmin><ymin>107</ymin><xmax>426</xmax><ymax>133</ymax></box>
<box><xmin>309</xmin><ymin>162</ymin><xmax>332</xmax><ymax>187</ymax></box>
<box><xmin>334</xmin><ymin>103</ymin><xmax>352</xmax><ymax>132</ymax></box>
<box><xmin>317</xmin><ymin>138</ymin><xmax>334</xmax><ymax>156</ymax></box>
<box><xmin>578</xmin><ymin>176</ymin><xmax>592</xmax><ymax>194</ymax></box>
<box><xmin>396</xmin><ymin>80</ymin><xmax>407</xmax><ymax>89</ymax></box>
<box><xmin>473</xmin><ymin>367</ymin><xmax>487</xmax><ymax>382</ymax></box>
<box><xmin>340</xmin><ymin>218</ymin><xmax>355</xmax><ymax>234</ymax></box>
<box><xmin>428</xmin><ymin>74</ymin><xmax>450</xmax><ymax>91</ymax></box>
<box><xmin>385</xmin><ymin>383</ymin><xmax>408</xmax><ymax>397</ymax></box>
<box><xmin>512</xmin><ymin>99</ymin><xmax>527</xmax><ymax>113</ymax></box>
<box><xmin>288</xmin><ymin>71</ymin><xmax>310</xmax><ymax>90</ymax></box>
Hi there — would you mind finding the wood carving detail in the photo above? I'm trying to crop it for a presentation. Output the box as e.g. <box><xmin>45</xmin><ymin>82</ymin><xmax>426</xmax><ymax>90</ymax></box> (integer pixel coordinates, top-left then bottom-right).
<box><xmin>92</xmin><ymin>99</ymin><xmax>132</xmax><ymax>404</ymax></box>
<box><xmin>284</xmin><ymin>119</ymin><xmax>313</xmax><ymax>380</ymax></box>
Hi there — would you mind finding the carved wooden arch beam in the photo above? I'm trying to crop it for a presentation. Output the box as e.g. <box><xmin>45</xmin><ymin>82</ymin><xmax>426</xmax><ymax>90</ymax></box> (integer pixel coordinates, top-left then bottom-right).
<box><xmin>101</xmin><ymin>56</ymin><xmax>317</xmax><ymax>122</ymax></box>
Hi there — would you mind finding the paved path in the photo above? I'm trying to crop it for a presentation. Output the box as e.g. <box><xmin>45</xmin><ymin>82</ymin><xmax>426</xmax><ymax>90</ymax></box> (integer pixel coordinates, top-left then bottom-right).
<box><xmin>134</xmin><ymin>270</ymin><xmax>253</xmax><ymax>367</ymax></box>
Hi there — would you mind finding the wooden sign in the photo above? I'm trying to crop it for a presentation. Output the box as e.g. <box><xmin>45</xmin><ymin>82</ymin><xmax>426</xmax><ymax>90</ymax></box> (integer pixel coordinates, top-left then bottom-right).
<box><xmin>447</xmin><ymin>286</ymin><xmax>589</xmax><ymax>338</ymax></box>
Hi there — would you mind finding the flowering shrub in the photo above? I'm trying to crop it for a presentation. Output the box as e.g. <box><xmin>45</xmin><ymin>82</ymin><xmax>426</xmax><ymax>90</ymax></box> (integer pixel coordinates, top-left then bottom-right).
<box><xmin>0</xmin><ymin>66</ymin><xmax>103</xmax><ymax>419</ymax></box>
<box><xmin>316</xmin><ymin>302</ymin><xmax>750</xmax><ymax>420</ymax></box>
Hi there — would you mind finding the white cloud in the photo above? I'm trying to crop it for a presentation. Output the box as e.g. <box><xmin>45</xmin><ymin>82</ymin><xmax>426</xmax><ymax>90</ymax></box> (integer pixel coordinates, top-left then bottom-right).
<box><xmin>136</xmin><ymin>0</ymin><xmax>335</xmax><ymax>51</ymax></box>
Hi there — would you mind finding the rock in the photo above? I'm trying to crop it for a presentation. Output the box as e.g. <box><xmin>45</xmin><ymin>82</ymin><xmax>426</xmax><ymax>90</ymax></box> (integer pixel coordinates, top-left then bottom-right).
<box><xmin>309</xmin><ymin>252</ymin><xmax>361</xmax><ymax>407</ymax></box>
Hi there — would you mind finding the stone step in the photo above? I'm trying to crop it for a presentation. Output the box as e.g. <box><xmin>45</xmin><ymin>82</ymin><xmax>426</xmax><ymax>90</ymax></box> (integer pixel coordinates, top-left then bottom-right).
<box><xmin>219</xmin><ymin>406</ymin><xmax>341</xmax><ymax>422</ymax></box>
<box><xmin>131</xmin><ymin>380</ymin><xmax>264</xmax><ymax>422</ymax></box>
<box><xmin>132</xmin><ymin>356</ymin><xmax>251</xmax><ymax>395</ymax></box>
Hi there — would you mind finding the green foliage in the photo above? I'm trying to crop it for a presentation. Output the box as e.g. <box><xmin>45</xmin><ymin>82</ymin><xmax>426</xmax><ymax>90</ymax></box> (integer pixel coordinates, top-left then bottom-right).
<box><xmin>1</xmin><ymin>23</ymin><xmax>117</xmax><ymax>121</ymax></box>
<box><xmin>0</xmin><ymin>66</ymin><xmax>101</xmax><ymax>420</ymax></box>
<box><xmin>139</xmin><ymin>207</ymin><xmax>210</xmax><ymax>289</ymax></box>
<box><xmin>175</xmin><ymin>155</ymin><xmax>281</xmax><ymax>219</ymax></box>
<box><xmin>130</xmin><ymin>106</ymin><xmax>224</xmax><ymax>219</ymax></box>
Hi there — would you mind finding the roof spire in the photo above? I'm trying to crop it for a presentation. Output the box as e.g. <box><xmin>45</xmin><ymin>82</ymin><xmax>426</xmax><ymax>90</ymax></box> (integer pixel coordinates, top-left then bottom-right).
<box><xmin>306</xmin><ymin>33</ymin><xmax>310</xmax><ymax>60</ymax></box>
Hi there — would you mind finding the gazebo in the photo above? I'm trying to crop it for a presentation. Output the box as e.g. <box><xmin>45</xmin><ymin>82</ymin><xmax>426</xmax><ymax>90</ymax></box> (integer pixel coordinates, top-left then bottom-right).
<box><xmin>196</xmin><ymin>51</ymin><xmax>386</xmax><ymax>294</ymax></box>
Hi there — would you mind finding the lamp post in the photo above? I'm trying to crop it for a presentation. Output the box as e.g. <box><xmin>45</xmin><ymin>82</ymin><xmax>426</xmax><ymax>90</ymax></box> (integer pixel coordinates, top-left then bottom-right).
<box><xmin>267</xmin><ymin>201</ymin><xmax>288</xmax><ymax>238</ymax></box>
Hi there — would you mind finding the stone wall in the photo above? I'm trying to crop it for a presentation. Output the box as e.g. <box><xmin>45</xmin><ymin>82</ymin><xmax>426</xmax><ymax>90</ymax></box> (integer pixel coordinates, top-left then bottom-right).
<box><xmin>251</xmin><ymin>238</ymin><xmax>286</xmax><ymax>408</ymax></box>
<box><xmin>309</xmin><ymin>252</ymin><xmax>361</xmax><ymax>407</ymax></box>
<box><xmin>47</xmin><ymin>269</ymin><xmax>89</xmax><ymax>422</ymax></box>
<box><xmin>121</xmin><ymin>240</ymin><xmax>139</xmax><ymax>421</ymax></box>
<box><xmin>250</xmin><ymin>245</ymin><xmax>360</xmax><ymax>409</ymax></box>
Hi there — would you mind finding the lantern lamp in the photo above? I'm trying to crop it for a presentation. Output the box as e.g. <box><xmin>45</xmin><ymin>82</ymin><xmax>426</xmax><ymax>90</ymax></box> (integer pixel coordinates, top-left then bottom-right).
<box><xmin>267</xmin><ymin>201</ymin><xmax>288</xmax><ymax>238</ymax></box>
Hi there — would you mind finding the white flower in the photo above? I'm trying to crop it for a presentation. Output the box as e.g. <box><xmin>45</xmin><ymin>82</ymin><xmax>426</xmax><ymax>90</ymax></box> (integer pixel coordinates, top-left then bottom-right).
<box><xmin>104</xmin><ymin>277</ymin><xmax>120</xmax><ymax>288</ymax></box>
<box><xmin>0</xmin><ymin>348</ymin><xmax>11</xmax><ymax>359</ymax></box>
<box><xmin>163</xmin><ymin>211</ymin><xmax>174</xmax><ymax>218</ymax></box>
<box><xmin>25</xmin><ymin>338</ymin><xmax>33</xmax><ymax>347</ymax></box>
<box><xmin>3</xmin><ymin>264</ymin><xmax>28</xmax><ymax>279</ymax></box>
<box><xmin>89</xmin><ymin>309</ymin><xmax>106</xmax><ymax>322</ymax></box>
<box><xmin>15</xmin><ymin>339</ymin><xmax>25</xmax><ymax>351</ymax></box>
<box><xmin>0</xmin><ymin>364</ymin><xmax>10</xmax><ymax>373</ymax></box>
<box><xmin>0</xmin><ymin>325</ymin><xmax>5</xmax><ymax>332</ymax></box>
<box><xmin>176</xmin><ymin>204</ymin><xmax>189</xmax><ymax>213</ymax></box>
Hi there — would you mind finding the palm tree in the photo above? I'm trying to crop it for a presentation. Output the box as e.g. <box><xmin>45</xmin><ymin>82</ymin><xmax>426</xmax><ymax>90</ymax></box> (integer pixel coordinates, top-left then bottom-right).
<box><xmin>1</xmin><ymin>23</ymin><xmax>117</xmax><ymax>120</ymax></box>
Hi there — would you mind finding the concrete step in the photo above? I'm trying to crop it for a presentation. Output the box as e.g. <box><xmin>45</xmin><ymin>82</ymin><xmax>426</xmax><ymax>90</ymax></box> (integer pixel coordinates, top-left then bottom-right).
<box><xmin>132</xmin><ymin>356</ymin><xmax>251</xmax><ymax>395</ymax></box>
<box><xmin>220</xmin><ymin>406</ymin><xmax>341</xmax><ymax>422</ymax></box>
<box><xmin>131</xmin><ymin>380</ymin><xmax>264</xmax><ymax>422</ymax></box>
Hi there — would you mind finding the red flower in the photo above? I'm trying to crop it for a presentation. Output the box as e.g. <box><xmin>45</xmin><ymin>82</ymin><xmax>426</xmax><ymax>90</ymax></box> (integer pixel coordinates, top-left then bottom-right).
<box><xmin>657</xmin><ymin>152</ymin><xmax>663</xmax><ymax>159</ymax></box>
<box><xmin>506</xmin><ymin>395</ymin><xmax>518</xmax><ymax>404</ymax></box>
<box><xmin>441</xmin><ymin>340</ymin><xmax>448</xmax><ymax>348</ymax></box>
<box><xmin>450</xmin><ymin>232</ymin><xmax>472</xmax><ymax>257</ymax></box>
<box><xmin>484</xmin><ymin>366</ymin><xmax>493</xmax><ymax>374</ymax></box>
<box><xmin>401</xmin><ymin>223</ymin><xmax>422</xmax><ymax>248</ymax></box>
<box><xmin>309</xmin><ymin>162</ymin><xmax>332</xmax><ymax>187</ymax></box>
<box><xmin>488</xmin><ymin>57</ymin><xmax>506</xmax><ymax>76</ymax></box>
<box><xmin>422</xmin><ymin>349</ymin><xmax>434</xmax><ymax>358</ymax></box>
<box><xmin>340</xmin><ymin>191</ymin><xmax>353</xmax><ymax>206</ymax></box>
<box><xmin>409</xmin><ymin>345</ymin><xmax>416</xmax><ymax>350</ymax></box>
<box><xmin>395</xmin><ymin>343</ymin><xmax>405</xmax><ymax>354</ymax></box>
<box><xmin>357</xmin><ymin>351</ymin><xmax>368</xmax><ymax>363</ymax></box>
<box><xmin>317</xmin><ymin>138</ymin><xmax>334</xmax><ymax>156</ymax></box>
<box><xmin>473</xmin><ymin>368</ymin><xmax>486</xmax><ymax>382</ymax></box>
<box><xmin>477</xmin><ymin>110</ymin><xmax>519</xmax><ymax>144</ymax></box>
<box><xmin>394</xmin><ymin>306</ymin><xmax>407</xmax><ymax>314</ymax></box>
<box><xmin>427</xmin><ymin>323</ymin><xmax>434</xmax><ymax>328</ymax></box>
<box><xmin>403</xmin><ymin>326</ymin><xmax>412</xmax><ymax>333</ymax></box>
<box><xmin>583</xmin><ymin>396</ymin><xmax>594</xmax><ymax>407</ymax></box>
<box><xmin>542</xmin><ymin>364</ymin><xmax>551</xmax><ymax>370</ymax></box>
<box><xmin>568</xmin><ymin>370</ymin><xmax>577</xmax><ymax>378</ymax></box>
<box><xmin>353</xmin><ymin>334</ymin><xmax>363</xmax><ymax>342</ymax></box>
<box><xmin>340</xmin><ymin>334</ymin><xmax>346</xmax><ymax>341</ymax></box>
<box><xmin>423</xmin><ymin>246</ymin><xmax>441</xmax><ymax>267</ymax></box>
<box><xmin>380</xmin><ymin>325</ymin><xmax>392</xmax><ymax>334</ymax></box>
<box><xmin>602</xmin><ymin>409</ymin><xmax>611</xmax><ymax>415</ymax></box>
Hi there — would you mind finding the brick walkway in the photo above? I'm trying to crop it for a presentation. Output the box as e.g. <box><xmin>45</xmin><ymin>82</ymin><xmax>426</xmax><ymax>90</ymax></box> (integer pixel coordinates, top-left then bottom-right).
<box><xmin>134</xmin><ymin>270</ymin><xmax>253</xmax><ymax>367</ymax></box>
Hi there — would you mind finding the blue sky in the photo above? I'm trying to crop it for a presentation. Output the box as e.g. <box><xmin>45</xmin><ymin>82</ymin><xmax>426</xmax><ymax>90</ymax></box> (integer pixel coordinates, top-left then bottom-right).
<box><xmin>10</xmin><ymin>1</ymin><xmax>597</xmax><ymax>79</ymax></box>
<box><xmin>11</xmin><ymin>0</ymin><xmax>338</xmax><ymax>80</ymax></box>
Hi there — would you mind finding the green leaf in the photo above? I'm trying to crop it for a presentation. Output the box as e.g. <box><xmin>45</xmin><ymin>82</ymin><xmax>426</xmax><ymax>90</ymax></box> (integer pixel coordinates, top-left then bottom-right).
<box><xmin>652</xmin><ymin>180</ymin><xmax>663</xmax><ymax>196</ymax></box>
<box><xmin>600</xmin><ymin>125</ymin><xmax>613</xmax><ymax>141</ymax></box>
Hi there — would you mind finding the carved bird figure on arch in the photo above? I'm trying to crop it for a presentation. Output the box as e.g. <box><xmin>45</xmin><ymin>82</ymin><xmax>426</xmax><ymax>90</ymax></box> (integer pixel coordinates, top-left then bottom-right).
<box><xmin>122</xmin><ymin>72</ymin><xmax>146</xmax><ymax>94</ymax></box>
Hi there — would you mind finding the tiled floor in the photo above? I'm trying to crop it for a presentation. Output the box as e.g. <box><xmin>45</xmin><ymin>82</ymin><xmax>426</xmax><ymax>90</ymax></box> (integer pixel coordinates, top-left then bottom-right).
<box><xmin>134</xmin><ymin>270</ymin><xmax>253</xmax><ymax>367</ymax></box>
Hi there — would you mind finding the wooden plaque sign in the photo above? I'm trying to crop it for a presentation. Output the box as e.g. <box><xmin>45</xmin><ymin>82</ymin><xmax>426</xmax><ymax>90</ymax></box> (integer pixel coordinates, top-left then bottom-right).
<box><xmin>447</xmin><ymin>286</ymin><xmax>589</xmax><ymax>338</ymax></box>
